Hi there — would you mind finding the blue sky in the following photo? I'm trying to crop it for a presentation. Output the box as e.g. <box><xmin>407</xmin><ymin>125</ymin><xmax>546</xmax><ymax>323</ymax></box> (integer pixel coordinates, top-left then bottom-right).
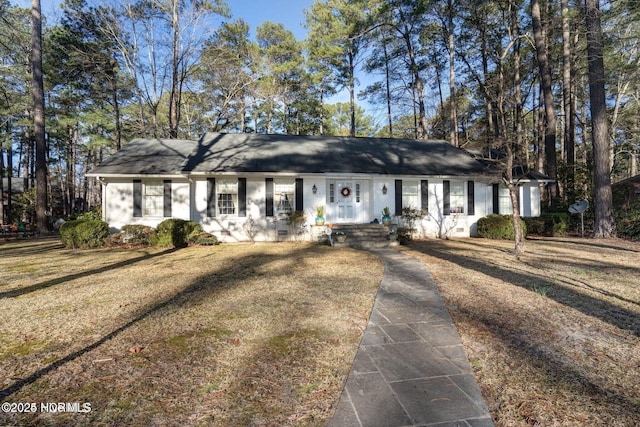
<box><xmin>29</xmin><ymin>0</ymin><xmax>315</xmax><ymax>40</ymax></box>
<box><xmin>226</xmin><ymin>0</ymin><xmax>315</xmax><ymax>40</ymax></box>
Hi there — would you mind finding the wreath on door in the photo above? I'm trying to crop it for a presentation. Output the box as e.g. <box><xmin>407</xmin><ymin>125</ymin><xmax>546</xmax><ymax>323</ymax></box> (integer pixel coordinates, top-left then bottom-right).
<box><xmin>340</xmin><ymin>187</ymin><xmax>352</xmax><ymax>197</ymax></box>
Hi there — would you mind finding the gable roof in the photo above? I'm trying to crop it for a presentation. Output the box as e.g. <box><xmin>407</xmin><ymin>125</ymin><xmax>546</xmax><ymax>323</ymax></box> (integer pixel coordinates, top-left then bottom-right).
<box><xmin>88</xmin><ymin>132</ymin><xmax>498</xmax><ymax>178</ymax></box>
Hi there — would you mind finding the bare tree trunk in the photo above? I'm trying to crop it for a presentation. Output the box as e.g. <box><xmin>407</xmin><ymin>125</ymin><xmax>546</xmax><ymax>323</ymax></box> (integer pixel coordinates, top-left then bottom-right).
<box><xmin>447</xmin><ymin>0</ymin><xmax>458</xmax><ymax>147</ymax></box>
<box><xmin>169</xmin><ymin>0</ymin><xmax>180</xmax><ymax>138</ymax></box>
<box><xmin>585</xmin><ymin>0</ymin><xmax>615</xmax><ymax>238</ymax></box>
<box><xmin>348</xmin><ymin>49</ymin><xmax>356</xmax><ymax>138</ymax></box>
<box><xmin>0</xmin><ymin>139</ymin><xmax>4</xmax><ymax>225</ymax></box>
<box><xmin>110</xmin><ymin>59</ymin><xmax>122</xmax><ymax>150</ymax></box>
<box><xmin>562</xmin><ymin>0</ymin><xmax>575</xmax><ymax>202</ymax></box>
<box><xmin>383</xmin><ymin>36</ymin><xmax>393</xmax><ymax>137</ymax></box>
<box><xmin>32</xmin><ymin>0</ymin><xmax>48</xmax><ymax>234</ymax></box>
<box><xmin>532</xmin><ymin>0</ymin><xmax>558</xmax><ymax>204</ymax></box>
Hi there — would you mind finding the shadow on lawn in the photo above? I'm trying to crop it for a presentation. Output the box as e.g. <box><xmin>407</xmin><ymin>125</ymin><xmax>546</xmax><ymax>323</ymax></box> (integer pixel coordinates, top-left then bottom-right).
<box><xmin>0</xmin><ymin>248</ymin><xmax>178</xmax><ymax>299</ymax></box>
<box><xmin>454</xmin><ymin>302</ymin><xmax>640</xmax><ymax>422</ymax></box>
<box><xmin>0</xmin><ymin>244</ymin><xmax>335</xmax><ymax>401</ymax></box>
<box><xmin>406</xmin><ymin>240</ymin><xmax>640</xmax><ymax>422</ymax></box>
<box><xmin>408</xmin><ymin>240</ymin><xmax>640</xmax><ymax>337</ymax></box>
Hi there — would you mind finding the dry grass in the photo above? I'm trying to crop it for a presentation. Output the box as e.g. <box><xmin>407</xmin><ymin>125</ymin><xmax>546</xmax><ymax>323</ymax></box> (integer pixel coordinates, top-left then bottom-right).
<box><xmin>401</xmin><ymin>237</ymin><xmax>640</xmax><ymax>427</ymax></box>
<box><xmin>0</xmin><ymin>238</ymin><xmax>383</xmax><ymax>426</ymax></box>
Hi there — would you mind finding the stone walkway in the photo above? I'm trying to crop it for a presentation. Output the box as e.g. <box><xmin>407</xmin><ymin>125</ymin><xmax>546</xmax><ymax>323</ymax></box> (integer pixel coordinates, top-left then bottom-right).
<box><xmin>328</xmin><ymin>249</ymin><xmax>494</xmax><ymax>427</ymax></box>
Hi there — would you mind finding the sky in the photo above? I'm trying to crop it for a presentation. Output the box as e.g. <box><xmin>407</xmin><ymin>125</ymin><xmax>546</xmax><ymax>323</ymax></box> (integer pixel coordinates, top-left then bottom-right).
<box><xmin>226</xmin><ymin>0</ymin><xmax>315</xmax><ymax>40</ymax></box>
<box><xmin>27</xmin><ymin>0</ymin><xmax>315</xmax><ymax>40</ymax></box>
<box><xmin>21</xmin><ymin>0</ymin><xmax>363</xmax><ymax>118</ymax></box>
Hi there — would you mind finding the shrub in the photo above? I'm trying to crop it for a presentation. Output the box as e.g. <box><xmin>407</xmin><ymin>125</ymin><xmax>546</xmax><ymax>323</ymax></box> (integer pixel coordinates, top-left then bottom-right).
<box><xmin>118</xmin><ymin>224</ymin><xmax>156</xmax><ymax>246</ymax></box>
<box><xmin>153</xmin><ymin>219</ymin><xmax>203</xmax><ymax>248</ymax></box>
<box><xmin>477</xmin><ymin>214</ymin><xmax>527</xmax><ymax>240</ymax></box>
<box><xmin>396</xmin><ymin>227</ymin><xmax>413</xmax><ymax>245</ymax></box>
<box><xmin>523</xmin><ymin>217</ymin><xmax>546</xmax><ymax>235</ymax></box>
<box><xmin>188</xmin><ymin>231</ymin><xmax>220</xmax><ymax>246</ymax></box>
<box><xmin>524</xmin><ymin>213</ymin><xmax>570</xmax><ymax>236</ymax></box>
<box><xmin>60</xmin><ymin>219</ymin><xmax>109</xmax><ymax>249</ymax></box>
<box><xmin>615</xmin><ymin>200</ymin><xmax>640</xmax><ymax>240</ymax></box>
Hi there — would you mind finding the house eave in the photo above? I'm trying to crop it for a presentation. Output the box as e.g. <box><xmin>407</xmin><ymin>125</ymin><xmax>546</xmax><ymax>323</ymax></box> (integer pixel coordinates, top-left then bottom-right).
<box><xmin>86</xmin><ymin>173</ymin><xmax>188</xmax><ymax>180</ymax></box>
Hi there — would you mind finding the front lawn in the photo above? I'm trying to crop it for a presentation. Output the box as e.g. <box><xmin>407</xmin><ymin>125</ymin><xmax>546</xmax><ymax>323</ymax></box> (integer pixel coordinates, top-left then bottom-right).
<box><xmin>0</xmin><ymin>239</ymin><xmax>383</xmax><ymax>426</ymax></box>
<box><xmin>402</xmin><ymin>237</ymin><xmax>640</xmax><ymax>426</ymax></box>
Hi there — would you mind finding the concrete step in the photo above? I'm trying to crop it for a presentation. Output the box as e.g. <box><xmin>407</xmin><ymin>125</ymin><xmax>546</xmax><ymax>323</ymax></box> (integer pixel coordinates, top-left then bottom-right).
<box><xmin>328</xmin><ymin>223</ymin><xmax>395</xmax><ymax>249</ymax></box>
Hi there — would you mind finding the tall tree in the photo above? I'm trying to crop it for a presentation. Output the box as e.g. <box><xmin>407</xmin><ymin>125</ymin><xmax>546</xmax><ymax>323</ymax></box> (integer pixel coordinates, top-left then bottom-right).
<box><xmin>531</xmin><ymin>0</ymin><xmax>558</xmax><ymax>204</ymax></box>
<box><xmin>306</xmin><ymin>0</ymin><xmax>368</xmax><ymax>137</ymax></box>
<box><xmin>585</xmin><ymin>0</ymin><xmax>615</xmax><ymax>238</ymax></box>
<box><xmin>31</xmin><ymin>0</ymin><xmax>47</xmax><ymax>233</ymax></box>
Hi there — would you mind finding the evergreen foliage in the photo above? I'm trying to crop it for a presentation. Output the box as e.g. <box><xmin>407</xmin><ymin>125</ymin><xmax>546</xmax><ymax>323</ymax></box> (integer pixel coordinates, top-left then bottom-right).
<box><xmin>60</xmin><ymin>219</ymin><xmax>109</xmax><ymax>249</ymax></box>
<box><xmin>477</xmin><ymin>215</ymin><xmax>527</xmax><ymax>240</ymax></box>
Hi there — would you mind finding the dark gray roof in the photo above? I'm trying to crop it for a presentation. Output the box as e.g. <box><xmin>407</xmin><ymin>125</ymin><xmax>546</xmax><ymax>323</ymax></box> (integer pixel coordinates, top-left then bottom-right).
<box><xmin>87</xmin><ymin>138</ymin><xmax>197</xmax><ymax>176</ymax></box>
<box><xmin>88</xmin><ymin>132</ymin><xmax>498</xmax><ymax>177</ymax></box>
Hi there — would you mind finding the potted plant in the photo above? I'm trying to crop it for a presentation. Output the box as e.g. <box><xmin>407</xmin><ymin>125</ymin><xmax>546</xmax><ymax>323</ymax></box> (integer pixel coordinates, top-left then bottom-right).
<box><xmin>382</xmin><ymin>207</ymin><xmax>392</xmax><ymax>225</ymax></box>
<box><xmin>315</xmin><ymin>206</ymin><xmax>325</xmax><ymax>226</ymax></box>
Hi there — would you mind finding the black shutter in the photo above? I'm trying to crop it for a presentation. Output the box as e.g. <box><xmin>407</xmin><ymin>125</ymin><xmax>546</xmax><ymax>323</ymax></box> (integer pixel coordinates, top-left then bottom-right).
<box><xmin>493</xmin><ymin>183</ymin><xmax>500</xmax><ymax>214</ymax></box>
<box><xmin>163</xmin><ymin>180</ymin><xmax>172</xmax><ymax>217</ymax></box>
<box><xmin>207</xmin><ymin>178</ymin><xmax>216</xmax><ymax>217</ymax></box>
<box><xmin>238</xmin><ymin>178</ymin><xmax>247</xmax><ymax>217</ymax></box>
<box><xmin>421</xmin><ymin>180</ymin><xmax>429</xmax><ymax>212</ymax></box>
<box><xmin>395</xmin><ymin>180</ymin><xmax>402</xmax><ymax>216</ymax></box>
<box><xmin>443</xmin><ymin>180</ymin><xmax>451</xmax><ymax>215</ymax></box>
<box><xmin>265</xmin><ymin>178</ymin><xmax>274</xmax><ymax>217</ymax></box>
<box><xmin>467</xmin><ymin>181</ymin><xmax>475</xmax><ymax>216</ymax></box>
<box><xmin>295</xmin><ymin>178</ymin><xmax>303</xmax><ymax>211</ymax></box>
<box><xmin>133</xmin><ymin>180</ymin><xmax>142</xmax><ymax>217</ymax></box>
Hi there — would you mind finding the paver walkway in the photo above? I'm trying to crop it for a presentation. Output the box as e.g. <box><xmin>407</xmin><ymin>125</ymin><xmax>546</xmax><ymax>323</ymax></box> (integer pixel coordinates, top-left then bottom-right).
<box><xmin>329</xmin><ymin>249</ymin><xmax>494</xmax><ymax>427</ymax></box>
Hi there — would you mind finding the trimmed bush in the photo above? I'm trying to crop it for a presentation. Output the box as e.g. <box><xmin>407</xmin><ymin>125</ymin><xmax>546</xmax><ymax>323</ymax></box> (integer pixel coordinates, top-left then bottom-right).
<box><xmin>60</xmin><ymin>219</ymin><xmax>109</xmax><ymax>249</ymax></box>
<box><xmin>153</xmin><ymin>219</ymin><xmax>203</xmax><ymax>248</ymax></box>
<box><xmin>188</xmin><ymin>231</ymin><xmax>220</xmax><ymax>246</ymax></box>
<box><xmin>524</xmin><ymin>213</ymin><xmax>570</xmax><ymax>236</ymax></box>
<box><xmin>477</xmin><ymin>214</ymin><xmax>527</xmax><ymax>240</ymax></box>
<box><xmin>523</xmin><ymin>217</ymin><xmax>545</xmax><ymax>235</ymax></box>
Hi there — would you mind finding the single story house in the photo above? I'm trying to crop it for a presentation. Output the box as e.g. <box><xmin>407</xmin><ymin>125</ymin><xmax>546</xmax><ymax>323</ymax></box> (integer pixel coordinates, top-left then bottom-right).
<box><xmin>87</xmin><ymin>132</ymin><xmax>550</xmax><ymax>242</ymax></box>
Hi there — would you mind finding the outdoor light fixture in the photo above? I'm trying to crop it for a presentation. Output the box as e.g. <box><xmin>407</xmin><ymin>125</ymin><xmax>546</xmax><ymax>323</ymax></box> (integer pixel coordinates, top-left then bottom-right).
<box><xmin>312</xmin><ymin>184</ymin><xmax>317</xmax><ymax>194</ymax></box>
<box><xmin>382</xmin><ymin>184</ymin><xmax>387</xmax><ymax>195</ymax></box>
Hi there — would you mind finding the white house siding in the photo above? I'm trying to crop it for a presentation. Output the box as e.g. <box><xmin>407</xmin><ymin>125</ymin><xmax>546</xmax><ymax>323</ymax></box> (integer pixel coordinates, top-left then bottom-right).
<box><xmin>192</xmin><ymin>175</ymin><xmax>329</xmax><ymax>243</ymax></box>
<box><xmin>103</xmin><ymin>178</ymin><xmax>190</xmax><ymax>232</ymax></box>
<box><xmin>411</xmin><ymin>179</ymin><xmax>493</xmax><ymax>238</ymax></box>
<box><xmin>101</xmin><ymin>175</ymin><xmax>541</xmax><ymax>242</ymax></box>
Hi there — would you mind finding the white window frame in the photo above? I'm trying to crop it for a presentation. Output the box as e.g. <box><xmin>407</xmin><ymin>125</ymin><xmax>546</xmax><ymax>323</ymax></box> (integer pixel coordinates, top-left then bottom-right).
<box><xmin>402</xmin><ymin>181</ymin><xmax>419</xmax><ymax>209</ymax></box>
<box><xmin>274</xmin><ymin>180</ymin><xmax>295</xmax><ymax>215</ymax></box>
<box><xmin>499</xmin><ymin>186</ymin><xmax>513</xmax><ymax>214</ymax></box>
<box><xmin>450</xmin><ymin>181</ymin><xmax>465</xmax><ymax>214</ymax></box>
<box><xmin>144</xmin><ymin>181</ymin><xmax>164</xmax><ymax>217</ymax></box>
<box><xmin>217</xmin><ymin>179</ymin><xmax>238</xmax><ymax>216</ymax></box>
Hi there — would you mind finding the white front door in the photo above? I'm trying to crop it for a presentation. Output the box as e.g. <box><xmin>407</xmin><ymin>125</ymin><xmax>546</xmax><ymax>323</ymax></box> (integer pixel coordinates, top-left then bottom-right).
<box><xmin>328</xmin><ymin>180</ymin><xmax>365</xmax><ymax>223</ymax></box>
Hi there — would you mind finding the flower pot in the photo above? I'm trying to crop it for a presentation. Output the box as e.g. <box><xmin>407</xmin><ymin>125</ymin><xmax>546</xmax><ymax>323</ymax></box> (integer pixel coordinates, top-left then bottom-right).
<box><xmin>336</xmin><ymin>234</ymin><xmax>347</xmax><ymax>243</ymax></box>
<box><xmin>315</xmin><ymin>217</ymin><xmax>325</xmax><ymax>226</ymax></box>
<box><xmin>382</xmin><ymin>215</ymin><xmax>391</xmax><ymax>226</ymax></box>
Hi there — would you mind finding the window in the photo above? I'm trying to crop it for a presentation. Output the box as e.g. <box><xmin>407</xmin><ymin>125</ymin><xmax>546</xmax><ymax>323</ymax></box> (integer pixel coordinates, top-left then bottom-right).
<box><xmin>329</xmin><ymin>183</ymin><xmax>335</xmax><ymax>203</ymax></box>
<box><xmin>274</xmin><ymin>180</ymin><xmax>295</xmax><ymax>215</ymax></box>
<box><xmin>402</xmin><ymin>181</ymin><xmax>419</xmax><ymax>209</ymax></box>
<box><xmin>450</xmin><ymin>182</ymin><xmax>465</xmax><ymax>214</ymax></box>
<box><xmin>217</xmin><ymin>179</ymin><xmax>237</xmax><ymax>215</ymax></box>
<box><xmin>499</xmin><ymin>186</ymin><xmax>513</xmax><ymax>214</ymax></box>
<box><xmin>144</xmin><ymin>181</ymin><xmax>164</xmax><ymax>217</ymax></box>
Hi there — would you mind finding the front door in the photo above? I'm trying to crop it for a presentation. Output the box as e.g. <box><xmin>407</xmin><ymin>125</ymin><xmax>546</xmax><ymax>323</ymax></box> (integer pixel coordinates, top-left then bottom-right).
<box><xmin>328</xmin><ymin>180</ymin><xmax>365</xmax><ymax>223</ymax></box>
